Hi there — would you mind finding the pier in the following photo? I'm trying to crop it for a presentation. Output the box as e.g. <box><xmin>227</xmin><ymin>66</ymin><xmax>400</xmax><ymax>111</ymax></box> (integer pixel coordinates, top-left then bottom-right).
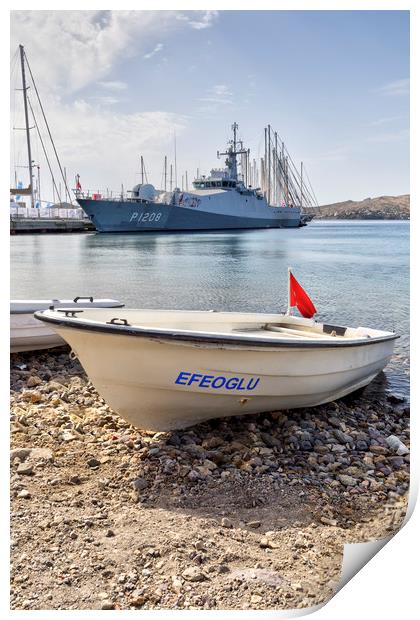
<box><xmin>10</xmin><ymin>217</ymin><xmax>95</xmax><ymax>234</ymax></box>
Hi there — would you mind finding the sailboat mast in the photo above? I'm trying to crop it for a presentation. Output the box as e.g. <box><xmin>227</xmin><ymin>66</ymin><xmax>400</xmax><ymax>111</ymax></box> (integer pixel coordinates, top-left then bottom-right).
<box><xmin>174</xmin><ymin>133</ymin><xmax>178</xmax><ymax>188</ymax></box>
<box><xmin>300</xmin><ymin>161</ymin><xmax>303</xmax><ymax>208</ymax></box>
<box><xmin>264</xmin><ymin>128</ymin><xmax>267</xmax><ymax>198</ymax></box>
<box><xmin>164</xmin><ymin>155</ymin><xmax>167</xmax><ymax>192</ymax></box>
<box><xmin>267</xmin><ymin>125</ymin><xmax>271</xmax><ymax>205</ymax></box>
<box><xmin>19</xmin><ymin>44</ymin><xmax>34</xmax><ymax>208</ymax></box>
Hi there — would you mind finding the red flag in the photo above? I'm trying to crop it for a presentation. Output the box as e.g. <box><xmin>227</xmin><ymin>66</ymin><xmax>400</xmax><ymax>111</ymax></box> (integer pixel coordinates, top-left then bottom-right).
<box><xmin>289</xmin><ymin>272</ymin><xmax>317</xmax><ymax>318</ymax></box>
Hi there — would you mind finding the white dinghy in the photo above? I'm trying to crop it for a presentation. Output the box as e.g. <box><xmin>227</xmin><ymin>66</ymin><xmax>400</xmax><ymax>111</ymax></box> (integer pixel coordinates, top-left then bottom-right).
<box><xmin>34</xmin><ymin>306</ymin><xmax>397</xmax><ymax>431</ymax></box>
<box><xmin>11</xmin><ymin>297</ymin><xmax>124</xmax><ymax>353</ymax></box>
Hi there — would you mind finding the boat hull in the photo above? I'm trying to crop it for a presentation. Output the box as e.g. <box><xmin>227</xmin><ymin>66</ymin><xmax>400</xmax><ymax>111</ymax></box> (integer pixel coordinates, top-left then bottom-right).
<box><xmin>48</xmin><ymin>325</ymin><xmax>395</xmax><ymax>430</ymax></box>
<box><xmin>77</xmin><ymin>199</ymin><xmax>301</xmax><ymax>233</ymax></box>
<box><xmin>10</xmin><ymin>299</ymin><xmax>124</xmax><ymax>353</ymax></box>
<box><xmin>11</xmin><ymin>313</ymin><xmax>65</xmax><ymax>352</ymax></box>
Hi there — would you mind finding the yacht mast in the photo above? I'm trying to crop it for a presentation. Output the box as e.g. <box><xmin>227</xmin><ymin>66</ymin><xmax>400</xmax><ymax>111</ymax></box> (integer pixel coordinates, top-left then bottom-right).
<box><xmin>19</xmin><ymin>44</ymin><xmax>34</xmax><ymax>208</ymax></box>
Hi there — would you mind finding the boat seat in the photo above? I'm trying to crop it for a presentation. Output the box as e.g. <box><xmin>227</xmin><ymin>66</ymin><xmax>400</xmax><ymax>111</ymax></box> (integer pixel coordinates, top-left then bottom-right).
<box><xmin>263</xmin><ymin>324</ymin><xmax>343</xmax><ymax>339</ymax></box>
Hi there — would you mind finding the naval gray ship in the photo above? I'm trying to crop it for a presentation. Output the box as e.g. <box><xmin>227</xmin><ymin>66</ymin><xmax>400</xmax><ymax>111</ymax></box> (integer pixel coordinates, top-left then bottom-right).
<box><xmin>76</xmin><ymin>124</ymin><xmax>315</xmax><ymax>233</ymax></box>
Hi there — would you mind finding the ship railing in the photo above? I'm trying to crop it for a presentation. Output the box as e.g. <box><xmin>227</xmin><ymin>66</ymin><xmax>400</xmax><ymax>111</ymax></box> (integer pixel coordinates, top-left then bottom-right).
<box><xmin>73</xmin><ymin>188</ymin><xmax>129</xmax><ymax>201</ymax></box>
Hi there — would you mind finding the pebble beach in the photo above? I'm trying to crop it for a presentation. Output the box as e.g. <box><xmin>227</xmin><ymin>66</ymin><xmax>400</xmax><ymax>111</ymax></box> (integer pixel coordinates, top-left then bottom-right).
<box><xmin>10</xmin><ymin>346</ymin><xmax>409</xmax><ymax>611</ymax></box>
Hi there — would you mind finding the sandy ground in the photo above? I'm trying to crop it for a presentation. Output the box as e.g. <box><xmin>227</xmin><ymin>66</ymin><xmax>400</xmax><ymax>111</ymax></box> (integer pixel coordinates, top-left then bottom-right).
<box><xmin>10</xmin><ymin>347</ymin><xmax>409</xmax><ymax>610</ymax></box>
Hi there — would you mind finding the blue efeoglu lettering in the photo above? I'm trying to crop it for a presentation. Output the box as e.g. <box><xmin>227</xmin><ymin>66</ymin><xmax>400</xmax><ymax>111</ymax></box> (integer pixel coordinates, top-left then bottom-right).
<box><xmin>175</xmin><ymin>371</ymin><xmax>260</xmax><ymax>391</ymax></box>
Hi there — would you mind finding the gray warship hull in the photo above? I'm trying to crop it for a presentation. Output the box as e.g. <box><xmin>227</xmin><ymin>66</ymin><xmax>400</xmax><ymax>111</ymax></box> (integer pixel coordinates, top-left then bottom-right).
<box><xmin>77</xmin><ymin>198</ymin><xmax>302</xmax><ymax>233</ymax></box>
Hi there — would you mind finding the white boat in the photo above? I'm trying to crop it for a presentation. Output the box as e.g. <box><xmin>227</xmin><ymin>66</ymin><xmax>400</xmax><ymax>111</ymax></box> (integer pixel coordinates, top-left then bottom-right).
<box><xmin>11</xmin><ymin>297</ymin><xmax>124</xmax><ymax>353</ymax></box>
<box><xmin>34</xmin><ymin>307</ymin><xmax>397</xmax><ymax>431</ymax></box>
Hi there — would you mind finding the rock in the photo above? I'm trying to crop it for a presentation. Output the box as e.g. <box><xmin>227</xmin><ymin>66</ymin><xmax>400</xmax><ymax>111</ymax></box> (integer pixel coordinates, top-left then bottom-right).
<box><xmin>62</xmin><ymin>431</ymin><xmax>77</xmax><ymax>443</ymax></box>
<box><xmin>45</xmin><ymin>381</ymin><xmax>66</xmax><ymax>393</ymax></box>
<box><xmin>132</xmin><ymin>477</ymin><xmax>149</xmax><ymax>491</ymax></box>
<box><xmin>388</xmin><ymin>456</ymin><xmax>405</xmax><ymax>469</ymax></box>
<box><xmin>221</xmin><ymin>517</ymin><xmax>234</xmax><ymax>528</ymax></box>
<box><xmin>338</xmin><ymin>474</ymin><xmax>357</xmax><ymax>487</ymax></box>
<box><xmin>259</xmin><ymin>537</ymin><xmax>279</xmax><ymax>549</ymax></box>
<box><xmin>320</xmin><ymin>516</ymin><xmax>338</xmax><ymax>526</ymax></box>
<box><xmin>386</xmin><ymin>435</ymin><xmax>409</xmax><ymax>456</ymax></box>
<box><xmin>10</xmin><ymin>448</ymin><xmax>31</xmax><ymax>462</ymax></box>
<box><xmin>356</xmin><ymin>440</ymin><xmax>369</xmax><ymax>451</ymax></box>
<box><xmin>251</xmin><ymin>594</ymin><xmax>263</xmax><ymax>604</ymax></box>
<box><xmin>300</xmin><ymin>440</ymin><xmax>313</xmax><ymax>451</ymax></box>
<box><xmin>101</xmin><ymin>600</ymin><xmax>115</xmax><ymax>610</ymax></box>
<box><xmin>17</xmin><ymin>489</ymin><xmax>31</xmax><ymax>499</ymax></box>
<box><xmin>29</xmin><ymin>447</ymin><xmax>53</xmax><ymax>461</ymax></box>
<box><xmin>387</xmin><ymin>393</ymin><xmax>405</xmax><ymax>404</ymax></box>
<box><xmin>27</xmin><ymin>375</ymin><xmax>43</xmax><ymax>387</ymax></box>
<box><xmin>17</xmin><ymin>463</ymin><xmax>33</xmax><ymax>476</ymax></box>
<box><xmin>328</xmin><ymin>416</ymin><xmax>342</xmax><ymax>428</ymax></box>
<box><xmin>130</xmin><ymin>591</ymin><xmax>146</xmax><ymax>607</ymax></box>
<box><xmin>105</xmin><ymin>529</ymin><xmax>115</xmax><ymax>537</ymax></box>
<box><xmin>247</xmin><ymin>520</ymin><xmax>261</xmax><ymax>529</ymax></box>
<box><xmin>29</xmin><ymin>391</ymin><xmax>42</xmax><ymax>403</ymax></box>
<box><xmin>260</xmin><ymin>432</ymin><xmax>282</xmax><ymax>449</ymax></box>
<box><xmin>333</xmin><ymin>429</ymin><xmax>353</xmax><ymax>444</ymax></box>
<box><xmin>182</xmin><ymin>567</ymin><xmax>206</xmax><ymax>582</ymax></box>
<box><xmin>370</xmin><ymin>444</ymin><xmax>388</xmax><ymax>455</ymax></box>
<box><xmin>202</xmin><ymin>436</ymin><xmax>224</xmax><ymax>449</ymax></box>
<box><xmin>87</xmin><ymin>458</ymin><xmax>101</xmax><ymax>468</ymax></box>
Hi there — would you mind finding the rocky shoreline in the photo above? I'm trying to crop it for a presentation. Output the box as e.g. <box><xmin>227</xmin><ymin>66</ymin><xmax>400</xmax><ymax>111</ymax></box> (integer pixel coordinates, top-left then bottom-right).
<box><xmin>10</xmin><ymin>347</ymin><xmax>410</xmax><ymax>610</ymax></box>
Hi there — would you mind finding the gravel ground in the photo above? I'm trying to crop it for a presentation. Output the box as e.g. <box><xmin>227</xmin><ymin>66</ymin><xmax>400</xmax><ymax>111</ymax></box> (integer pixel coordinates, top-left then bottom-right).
<box><xmin>10</xmin><ymin>347</ymin><xmax>409</xmax><ymax>610</ymax></box>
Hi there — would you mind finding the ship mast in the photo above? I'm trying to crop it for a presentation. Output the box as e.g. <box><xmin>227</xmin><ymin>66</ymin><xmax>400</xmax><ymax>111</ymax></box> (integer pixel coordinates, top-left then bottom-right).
<box><xmin>217</xmin><ymin>122</ymin><xmax>248</xmax><ymax>181</ymax></box>
<box><xmin>19</xmin><ymin>44</ymin><xmax>34</xmax><ymax>208</ymax></box>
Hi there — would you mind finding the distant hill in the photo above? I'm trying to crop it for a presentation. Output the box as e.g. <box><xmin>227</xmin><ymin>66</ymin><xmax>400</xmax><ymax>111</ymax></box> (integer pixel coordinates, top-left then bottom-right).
<box><xmin>316</xmin><ymin>195</ymin><xmax>410</xmax><ymax>220</ymax></box>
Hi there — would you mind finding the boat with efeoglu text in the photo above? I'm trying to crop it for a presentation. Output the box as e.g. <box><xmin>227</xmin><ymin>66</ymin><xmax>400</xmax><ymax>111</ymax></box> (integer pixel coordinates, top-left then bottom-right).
<box><xmin>75</xmin><ymin>123</ymin><xmax>318</xmax><ymax>233</ymax></box>
<box><xmin>34</xmin><ymin>271</ymin><xmax>397</xmax><ymax>431</ymax></box>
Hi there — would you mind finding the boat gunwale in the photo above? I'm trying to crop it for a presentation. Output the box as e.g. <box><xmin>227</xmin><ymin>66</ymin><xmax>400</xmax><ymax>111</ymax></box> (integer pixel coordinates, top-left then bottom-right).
<box><xmin>11</xmin><ymin>300</ymin><xmax>124</xmax><ymax>314</ymax></box>
<box><xmin>34</xmin><ymin>312</ymin><xmax>399</xmax><ymax>349</ymax></box>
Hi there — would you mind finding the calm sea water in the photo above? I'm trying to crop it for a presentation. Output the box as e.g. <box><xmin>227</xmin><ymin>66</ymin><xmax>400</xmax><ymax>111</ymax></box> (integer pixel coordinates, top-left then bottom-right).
<box><xmin>11</xmin><ymin>221</ymin><xmax>409</xmax><ymax>397</ymax></box>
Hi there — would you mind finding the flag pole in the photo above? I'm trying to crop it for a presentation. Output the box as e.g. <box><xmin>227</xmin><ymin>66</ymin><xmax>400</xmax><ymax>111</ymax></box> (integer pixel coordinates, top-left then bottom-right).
<box><xmin>286</xmin><ymin>267</ymin><xmax>292</xmax><ymax>315</ymax></box>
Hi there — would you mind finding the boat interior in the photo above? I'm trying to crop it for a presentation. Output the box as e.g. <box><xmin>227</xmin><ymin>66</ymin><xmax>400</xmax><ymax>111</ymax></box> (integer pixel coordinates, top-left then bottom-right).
<box><xmin>40</xmin><ymin>308</ymin><xmax>395</xmax><ymax>342</ymax></box>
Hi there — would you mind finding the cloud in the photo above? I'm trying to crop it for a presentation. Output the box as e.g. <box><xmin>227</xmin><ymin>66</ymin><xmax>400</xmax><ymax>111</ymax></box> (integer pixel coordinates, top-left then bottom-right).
<box><xmin>368</xmin><ymin>116</ymin><xmax>404</xmax><ymax>127</ymax></box>
<box><xmin>366</xmin><ymin>128</ymin><xmax>409</xmax><ymax>144</ymax></box>
<box><xmin>176</xmin><ymin>10</ymin><xmax>218</xmax><ymax>30</ymax></box>
<box><xmin>10</xmin><ymin>10</ymin><xmax>218</xmax><ymax>194</ymax></box>
<box><xmin>15</xmin><ymin>97</ymin><xmax>187</xmax><ymax>190</ymax></box>
<box><xmin>88</xmin><ymin>96</ymin><xmax>121</xmax><ymax>106</ymax></box>
<box><xmin>198</xmin><ymin>84</ymin><xmax>233</xmax><ymax>106</ymax></box>
<box><xmin>375</xmin><ymin>78</ymin><xmax>409</xmax><ymax>96</ymax></box>
<box><xmin>10</xmin><ymin>10</ymin><xmax>218</xmax><ymax>95</ymax></box>
<box><xmin>97</xmin><ymin>80</ymin><xmax>128</xmax><ymax>91</ymax></box>
<box><xmin>143</xmin><ymin>43</ymin><xmax>164</xmax><ymax>60</ymax></box>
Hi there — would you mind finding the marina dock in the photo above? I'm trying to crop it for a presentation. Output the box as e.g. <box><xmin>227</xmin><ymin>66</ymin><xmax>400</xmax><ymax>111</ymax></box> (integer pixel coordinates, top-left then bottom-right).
<box><xmin>10</xmin><ymin>217</ymin><xmax>95</xmax><ymax>234</ymax></box>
